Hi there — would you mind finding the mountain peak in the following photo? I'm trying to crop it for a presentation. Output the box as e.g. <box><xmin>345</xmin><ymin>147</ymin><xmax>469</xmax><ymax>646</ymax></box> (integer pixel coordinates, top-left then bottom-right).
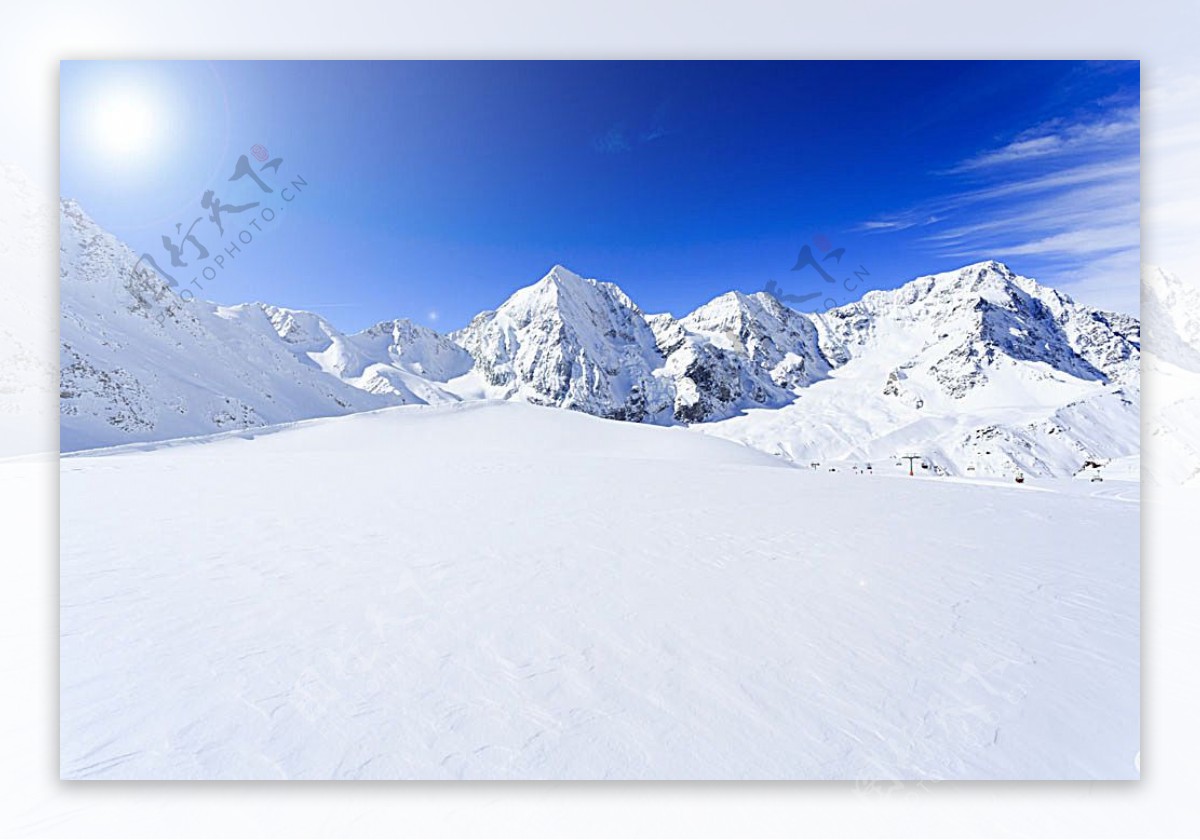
<box><xmin>706</xmin><ymin>288</ymin><xmax>758</xmax><ymax>307</ymax></box>
<box><xmin>508</xmin><ymin>264</ymin><xmax>598</xmax><ymax>310</ymax></box>
<box><xmin>928</xmin><ymin>260</ymin><xmax>1019</xmax><ymax>292</ymax></box>
<box><xmin>540</xmin><ymin>264</ymin><xmax>588</xmax><ymax>288</ymax></box>
<box><xmin>958</xmin><ymin>259</ymin><xmax>1014</xmax><ymax>276</ymax></box>
<box><xmin>859</xmin><ymin>260</ymin><xmax>1056</xmax><ymax>313</ymax></box>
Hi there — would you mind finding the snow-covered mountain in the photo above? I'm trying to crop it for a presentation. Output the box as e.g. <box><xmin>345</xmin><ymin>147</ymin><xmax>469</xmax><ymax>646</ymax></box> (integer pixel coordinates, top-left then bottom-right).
<box><xmin>59</xmin><ymin>200</ymin><xmax>458</xmax><ymax>451</ymax></box>
<box><xmin>680</xmin><ymin>289</ymin><xmax>832</xmax><ymax>389</ymax></box>
<box><xmin>810</xmin><ymin>260</ymin><xmax>1138</xmax><ymax>395</ymax></box>
<box><xmin>700</xmin><ymin>262</ymin><xmax>1140</xmax><ymax>478</ymax></box>
<box><xmin>450</xmin><ymin>265</ymin><xmax>794</xmax><ymax>423</ymax></box>
<box><xmin>59</xmin><ymin>199</ymin><xmax>1141</xmax><ymax>478</ymax></box>
<box><xmin>450</xmin><ymin>265</ymin><xmax>677</xmax><ymax>422</ymax></box>
<box><xmin>258</xmin><ymin>306</ymin><xmax>470</xmax><ymax>405</ymax></box>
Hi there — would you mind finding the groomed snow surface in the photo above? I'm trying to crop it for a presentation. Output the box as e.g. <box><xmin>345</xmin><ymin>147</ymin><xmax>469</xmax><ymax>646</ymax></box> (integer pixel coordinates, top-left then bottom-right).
<box><xmin>60</xmin><ymin>402</ymin><xmax>1138</xmax><ymax>780</ymax></box>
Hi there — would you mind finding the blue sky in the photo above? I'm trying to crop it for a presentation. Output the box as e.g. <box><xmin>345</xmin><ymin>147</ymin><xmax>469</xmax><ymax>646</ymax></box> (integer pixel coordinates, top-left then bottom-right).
<box><xmin>59</xmin><ymin>60</ymin><xmax>1140</xmax><ymax>330</ymax></box>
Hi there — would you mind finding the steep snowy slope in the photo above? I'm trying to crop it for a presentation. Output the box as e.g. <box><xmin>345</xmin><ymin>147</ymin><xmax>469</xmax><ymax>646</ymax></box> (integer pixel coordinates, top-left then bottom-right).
<box><xmin>59</xmin><ymin>201</ymin><xmax>476</xmax><ymax>451</ymax></box>
<box><xmin>699</xmin><ymin>262</ymin><xmax>1140</xmax><ymax>478</ymax></box>
<box><xmin>61</xmin><ymin>401</ymin><xmax>1139</xmax><ymax>780</ymax></box>
<box><xmin>58</xmin><ymin>200</ymin><xmax>410</xmax><ymax>451</ymax></box>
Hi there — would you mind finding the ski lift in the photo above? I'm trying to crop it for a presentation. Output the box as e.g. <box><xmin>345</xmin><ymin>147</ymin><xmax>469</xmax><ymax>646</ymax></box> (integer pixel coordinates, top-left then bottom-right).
<box><xmin>1091</xmin><ymin>472</ymin><xmax>1104</xmax><ymax>483</ymax></box>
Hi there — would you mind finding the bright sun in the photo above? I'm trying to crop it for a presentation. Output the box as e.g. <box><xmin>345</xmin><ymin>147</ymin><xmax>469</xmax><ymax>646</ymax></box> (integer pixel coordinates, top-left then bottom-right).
<box><xmin>91</xmin><ymin>87</ymin><xmax>160</xmax><ymax>159</ymax></box>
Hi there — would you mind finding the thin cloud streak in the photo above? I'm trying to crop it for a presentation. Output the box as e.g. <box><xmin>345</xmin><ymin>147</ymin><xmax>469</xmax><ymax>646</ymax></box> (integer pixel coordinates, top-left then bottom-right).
<box><xmin>856</xmin><ymin>101</ymin><xmax>1140</xmax><ymax>313</ymax></box>
<box><xmin>857</xmin><ymin>158</ymin><xmax>1139</xmax><ymax>235</ymax></box>
<box><xmin>947</xmin><ymin>108</ymin><xmax>1139</xmax><ymax>172</ymax></box>
<box><xmin>938</xmin><ymin>224</ymin><xmax>1138</xmax><ymax>259</ymax></box>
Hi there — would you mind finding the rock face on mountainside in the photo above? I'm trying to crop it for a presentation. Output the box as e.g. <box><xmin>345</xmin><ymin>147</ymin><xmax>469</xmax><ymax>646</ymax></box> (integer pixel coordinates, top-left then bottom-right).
<box><xmin>681</xmin><ymin>290</ymin><xmax>833</xmax><ymax>390</ymax></box>
<box><xmin>450</xmin><ymin>266</ymin><xmax>677</xmax><ymax>422</ymax></box>
<box><xmin>810</xmin><ymin>260</ymin><xmax>1139</xmax><ymax>399</ymax></box>
<box><xmin>59</xmin><ymin>199</ymin><xmax>1141</xmax><ymax>476</ymax></box>
<box><xmin>645</xmin><ymin>312</ymin><xmax>792</xmax><ymax>424</ymax></box>
<box><xmin>449</xmin><ymin>265</ymin><xmax>794</xmax><ymax>423</ymax></box>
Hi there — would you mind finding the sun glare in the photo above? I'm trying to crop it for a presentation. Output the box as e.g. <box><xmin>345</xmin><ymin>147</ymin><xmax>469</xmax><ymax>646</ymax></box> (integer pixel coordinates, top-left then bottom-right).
<box><xmin>89</xmin><ymin>86</ymin><xmax>161</xmax><ymax>160</ymax></box>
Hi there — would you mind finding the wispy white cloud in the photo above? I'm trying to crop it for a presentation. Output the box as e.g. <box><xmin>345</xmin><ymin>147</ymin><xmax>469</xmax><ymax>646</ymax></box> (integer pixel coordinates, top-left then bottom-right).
<box><xmin>1046</xmin><ymin>248</ymin><xmax>1142</xmax><ymax>316</ymax></box>
<box><xmin>940</xmin><ymin>224</ymin><xmax>1138</xmax><ymax>259</ymax></box>
<box><xmin>857</xmin><ymin>214</ymin><xmax>941</xmax><ymax>233</ymax></box>
<box><xmin>924</xmin><ymin>178</ymin><xmax>1139</xmax><ymax>246</ymax></box>
<box><xmin>949</xmin><ymin>108</ymin><xmax>1139</xmax><ymax>172</ymax></box>
<box><xmin>962</xmin><ymin>157</ymin><xmax>1139</xmax><ymax>203</ymax></box>
<box><xmin>859</xmin><ymin>158</ymin><xmax>1137</xmax><ymax>236</ymax></box>
<box><xmin>858</xmin><ymin>103</ymin><xmax>1141</xmax><ymax>313</ymax></box>
<box><xmin>859</xmin><ymin>218</ymin><xmax>918</xmax><ymax>232</ymax></box>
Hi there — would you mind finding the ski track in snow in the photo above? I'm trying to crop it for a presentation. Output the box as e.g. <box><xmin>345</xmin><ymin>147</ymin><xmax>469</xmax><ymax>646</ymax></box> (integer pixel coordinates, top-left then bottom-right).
<box><xmin>60</xmin><ymin>402</ymin><xmax>1139</xmax><ymax>780</ymax></box>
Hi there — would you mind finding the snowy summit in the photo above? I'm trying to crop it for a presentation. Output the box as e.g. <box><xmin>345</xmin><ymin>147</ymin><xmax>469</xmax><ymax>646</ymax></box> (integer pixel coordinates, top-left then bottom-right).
<box><xmin>61</xmin><ymin>201</ymin><xmax>1139</xmax><ymax>480</ymax></box>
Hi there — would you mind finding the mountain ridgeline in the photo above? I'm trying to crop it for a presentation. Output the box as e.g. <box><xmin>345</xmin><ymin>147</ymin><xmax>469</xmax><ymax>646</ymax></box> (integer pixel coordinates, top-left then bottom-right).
<box><xmin>60</xmin><ymin>200</ymin><xmax>1140</xmax><ymax>477</ymax></box>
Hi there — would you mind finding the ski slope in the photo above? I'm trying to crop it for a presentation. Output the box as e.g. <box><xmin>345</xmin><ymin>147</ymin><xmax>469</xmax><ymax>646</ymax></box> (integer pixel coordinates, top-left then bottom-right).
<box><xmin>60</xmin><ymin>401</ymin><xmax>1139</xmax><ymax>780</ymax></box>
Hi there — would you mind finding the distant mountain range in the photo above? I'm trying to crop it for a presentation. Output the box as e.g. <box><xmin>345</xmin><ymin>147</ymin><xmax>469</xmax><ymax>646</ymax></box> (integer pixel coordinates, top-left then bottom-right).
<box><xmin>59</xmin><ymin>199</ymin><xmax>1140</xmax><ymax>477</ymax></box>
